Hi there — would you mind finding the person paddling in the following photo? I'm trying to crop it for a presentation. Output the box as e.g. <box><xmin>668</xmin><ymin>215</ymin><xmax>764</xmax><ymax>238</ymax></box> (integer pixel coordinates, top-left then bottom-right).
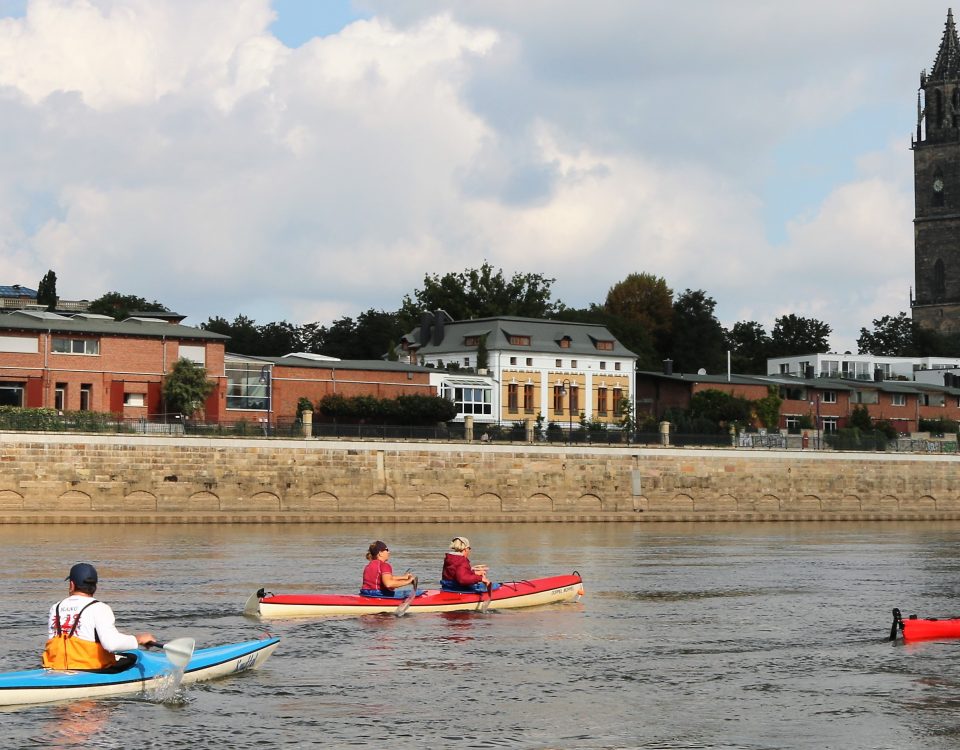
<box><xmin>43</xmin><ymin>563</ymin><xmax>157</xmax><ymax>671</ymax></box>
<box><xmin>360</xmin><ymin>541</ymin><xmax>416</xmax><ymax>597</ymax></box>
<box><xmin>441</xmin><ymin>536</ymin><xmax>490</xmax><ymax>591</ymax></box>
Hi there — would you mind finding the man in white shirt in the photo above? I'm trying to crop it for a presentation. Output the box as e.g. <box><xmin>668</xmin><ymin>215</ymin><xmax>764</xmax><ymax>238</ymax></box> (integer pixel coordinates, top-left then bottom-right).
<box><xmin>42</xmin><ymin>563</ymin><xmax>157</xmax><ymax>671</ymax></box>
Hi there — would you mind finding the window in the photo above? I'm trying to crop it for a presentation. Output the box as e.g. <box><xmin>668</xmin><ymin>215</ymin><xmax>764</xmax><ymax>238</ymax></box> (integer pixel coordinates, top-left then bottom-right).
<box><xmin>507</xmin><ymin>384</ymin><xmax>519</xmax><ymax>413</ymax></box>
<box><xmin>821</xmin><ymin>391</ymin><xmax>837</xmax><ymax>404</ymax></box>
<box><xmin>441</xmin><ymin>385</ymin><xmax>492</xmax><ymax>415</ymax></box>
<box><xmin>785</xmin><ymin>416</ymin><xmax>800</xmax><ymax>433</ymax></box>
<box><xmin>52</xmin><ymin>337</ymin><xmax>99</xmax><ymax>355</ymax></box>
<box><xmin>556</xmin><ymin>359</ymin><xmax>562</xmax><ymax>367</ymax></box>
<box><xmin>553</xmin><ymin>386</ymin><xmax>564</xmax><ymax>414</ymax></box>
<box><xmin>615</xmin><ymin>362</ymin><xmax>621</xmax><ymax>371</ymax></box>
<box><xmin>179</xmin><ymin>345</ymin><xmax>205</xmax><ymax>365</ymax></box>
<box><xmin>570</xmin><ymin>386</ymin><xmax>579</xmax><ymax>413</ymax></box>
<box><xmin>525</xmin><ymin>358</ymin><xmax>533</xmax><ymax>366</ymax></box>
<box><xmin>523</xmin><ymin>384</ymin><xmax>534</xmax><ymax>413</ymax></box>
<box><xmin>821</xmin><ymin>360</ymin><xmax>839</xmax><ymax>377</ymax></box>
<box><xmin>934</xmin><ymin>259</ymin><xmax>946</xmax><ymax>295</ymax></box>
<box><xmin>509</xmin><ymin>357</ymin><xmax>517</xmax><ymax>365</ymax></box>
<box><xmin>464</xmin><ymin>336</ymin><xmax>480</xmax><ymax>346</ymax></box>
<box><xmin>509</xmin><ymin>335</ymin><xmax>531</xmax><ymax>346</ymax></box>
<box><xmin>779</xmin><ymin>363</ymin><xmax>791</xmax><ymax>375</ymax></box>
<box><xmin>822</xmin><ymin>418</ymin><xmax>838</xmax><ymax>433</ymax></box>
<box><xmin>0</xmin><ymin>382</ymin><xmax>24</xmax><ymax>407</ymax></box>
<box><xmin>463</xmin><ymin>357</ymin><xmax>470</xmax><ymax>367</ymax></box>
<box><xmin>226</xmin><ymin>363</ymin><xmax>271</xmax><ymax>411</ymax></box>
<box><xmin>597</xmin><ymin>387</ymin><xmax>608</xmax><ymax>415</ymax></box>
<box><xmin>124</xmin><ymin>393</ymin><xmax>145</xmax><ymax>407</ymax></box>
<box><xmin>79</xmin><ymin>384</ymin><xmax>92</xmax><ymax>411</ymax></box>
<box><xmin>891</xmin><ymin>393</ymin><xmax>906</xmax><ymax>407</ymax></box>
<box><xmin>613</xmin><ymin>388</ymin><xmax>623</xmax><ymax>416</ymax></box>
<box><xmin>595</xmin><ymin>340</ymin><xmax>614</xmax><ymax>351</ymax></box>
<box><xmin>600</xmin><ymin>361</ymin><xmax>606</xmax><ymax>370</ymax></box>
<box><xmin>855</xmin><ymin>390</ymin><xmax>879</xmax><ymax>405</ymax></box>
<box><xmin>55</xmin><ymin>383</ymin><xmax>66</xmax><ymax>411</ymax></box>
<box><xmin>559</xmin><ymin>337</ymin><xmax>571</xmax><ymax>349</ymax></box>
<box><xmin>0</xmin><ymin>335</ymin><xmax>38</xmax><ymax>353</ymax></box>
<box><xmin>570</xmin><ymin>360</ymin><xmax>577</xmax><ymax>368</ymax></box>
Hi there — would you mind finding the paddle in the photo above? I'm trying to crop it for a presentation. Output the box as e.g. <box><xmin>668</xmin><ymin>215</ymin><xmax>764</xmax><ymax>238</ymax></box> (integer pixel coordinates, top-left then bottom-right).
<box><xmin>480</xmin><ymin>581</ymin><xmax>494</xmax><ymax>613</ymax></box>
<box><xmin>890</xmin><ymin>608</ymin><xmax>903</xmax><ymax>642</ymax></box>
<box><xmin>243</xmin><ymin>591</ymin><xmax>262</xmax><ymax>617</ymax></box>
<box><xmin>147</xmin><ymin>638</ymin><xmax>196</xmax><ymax>669</ymax></box>
<box><xmin>394</xmin><ymin>576</ymin><xmax>419</xmax><ymax>618</ymax></box>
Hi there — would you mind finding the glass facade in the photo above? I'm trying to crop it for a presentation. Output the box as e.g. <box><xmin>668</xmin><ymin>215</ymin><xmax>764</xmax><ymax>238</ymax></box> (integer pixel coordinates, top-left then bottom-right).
<box><xmin>442</xmin><ymin>384</ymin><xmax>492</xmax><ymax>416</ymax></box>
<box><xmin>226</xmin><ymin>363</ymin><xmax>271</xmax><ymax>411</ymax></box>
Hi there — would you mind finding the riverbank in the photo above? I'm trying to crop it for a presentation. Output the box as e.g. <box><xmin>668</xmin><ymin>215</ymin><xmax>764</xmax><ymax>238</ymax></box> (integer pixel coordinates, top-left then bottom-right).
<box><xmin>2</xmin><ymin>431</ymin><xmax>960</xmax><ymax>523</ymax></box>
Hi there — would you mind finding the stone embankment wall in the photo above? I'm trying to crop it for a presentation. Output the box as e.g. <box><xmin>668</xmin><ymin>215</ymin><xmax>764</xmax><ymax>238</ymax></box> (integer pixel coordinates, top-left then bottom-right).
<box><xmin>1</xmin><ymin>432</ymin><xmax>960</xmax><ymax>523</ymax></box>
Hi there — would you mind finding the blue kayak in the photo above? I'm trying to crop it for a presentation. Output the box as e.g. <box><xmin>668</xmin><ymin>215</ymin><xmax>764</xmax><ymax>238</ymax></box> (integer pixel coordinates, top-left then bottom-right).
<box><xmin>0</xmin><ymin>637</ymin><xmax>280</xmax><ymax>707</ymax></box>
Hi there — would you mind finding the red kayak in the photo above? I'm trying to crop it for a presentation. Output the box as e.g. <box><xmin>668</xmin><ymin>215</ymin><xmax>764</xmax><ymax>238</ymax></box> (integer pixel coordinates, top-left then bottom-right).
<box><xmin>890</xmin><ymin>608</ymin><xmax>960</xmax><ymax>642</ymax></box>
<box><xmin>245</xmin><ymin>573</ymin><xmax>584</xmax><ymax>618</ymax></box>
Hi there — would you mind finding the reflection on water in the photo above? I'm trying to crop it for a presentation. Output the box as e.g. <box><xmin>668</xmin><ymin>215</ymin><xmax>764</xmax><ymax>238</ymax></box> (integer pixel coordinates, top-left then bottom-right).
<box><xmin>5</xmin><ymin>521</ymin><xmax>960</xmax><ymax>747</ymax></box>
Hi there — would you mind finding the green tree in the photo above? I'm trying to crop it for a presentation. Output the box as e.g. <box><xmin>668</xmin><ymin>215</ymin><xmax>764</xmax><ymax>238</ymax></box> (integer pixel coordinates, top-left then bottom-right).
<box><xmin>753</xmin><ymin>386</ymin><xmax>782</xmax><ymax>430</ymax></box>
<box><xmin>202</xmin><ymin>315</ymin><xmax>261</xmax><ymax>355</ymax></box>
<box><xmin>399</xmin><ymin>262</ymin><xmax>559</xmax><ymax>324</ymax></box>
<box><xmin>857</xmin><ymin>313</ymin><xmax>914</xmax><ymax>356</ymax></box>
<box><xmin>670</xmin><ymin>290</ymin><xmax>726</xmax><ymax>374</ymax></box>
<box><xmin>162</xmin><ymin>358</ymin><xmax>215</xmax><ymax>417</ymax></box>
<box><xmin>725</xmin><ymin>321</ymin><xmax>771</xmax><ymax>374</ymax></box>
<box><xmin>36</xmin><ymin>270</ymin><xmax>58</xmax><ymax>311</ymax></box>
<box><xmin>849</xmin><ymin>404</ymin><xmax>873</xmax><ymax>431</ymax></box>
<box><xmin>769</xmin><ymin>314</ymin><xmax>831</xmax><ymax>357</ymax></box>
<box><xmin>604</xmin><ymin>272</ymin><xmax>673</xmax><ymax>354</ymax></box>
<box><xmin>555</xmin><ymin>304</ymin><xmax>657</xmax><ymax>368</ymax></box>
<box><xmin>476</xmin><ymin>334</ymin><xmax>489</xmax><ymax>371</ymax></box>
<box><xmin>90</xmin><ymin>292</ymin><xmax>168</xmax><ymax>321</ymax></box>
<box><xmin>688</xmin><ymin>389</ymin><xmax>753</xmax><ymax>426</ymax></box>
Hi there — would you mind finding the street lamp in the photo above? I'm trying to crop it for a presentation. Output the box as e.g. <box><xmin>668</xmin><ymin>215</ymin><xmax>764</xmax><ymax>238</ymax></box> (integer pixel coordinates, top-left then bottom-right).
<box><xmin>560</xmin><ymin>378</ymin><xmax>572</xmax><ymax>443</ymax></box>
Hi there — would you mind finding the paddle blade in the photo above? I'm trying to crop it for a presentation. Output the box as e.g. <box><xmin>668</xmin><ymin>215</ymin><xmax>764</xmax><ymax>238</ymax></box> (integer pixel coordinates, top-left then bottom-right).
<box><xmin>243</xmin><ymin>591</ymin><xmax>262</xmax><ymax>617</ymax></box>
<box><xmin>162</xmin><ymin>638</ymin><xmax>196</xmax><ymax>669</ymax></box>
<box><xmin>394</xmin><ymin>577</ymin><xmax>418</xmax><ymax>618</ymax></box>
<box><xmin>480</xmin><ymin>582</ymin><xmax>494</xmax><ymax>613</ymax></box>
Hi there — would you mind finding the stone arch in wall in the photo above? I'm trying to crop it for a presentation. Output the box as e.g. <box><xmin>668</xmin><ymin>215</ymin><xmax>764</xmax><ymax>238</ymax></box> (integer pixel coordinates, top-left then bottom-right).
<box><xmin>757</xmin><ymin>494</ymin><xmax>781</xmax><ymax>511</ymax></box>
<box><xmin>121</xmin><ymin>491</ymin><xmax>158</xmax><ymax>511</ymax></box>
<box><xmin>175</xmin><ymin>491</ymin><xmax>220</xmax><ymax>512</ymax></box>
<box><xmin>47</xmin><ymin>490</ymin><xmax>92</xmax><ymax>511</ymax></box>
<box><xmin>668</xmin><ymin>493</ymin><xmax>694</xmax><ymax>511</ymax></box>
<box><xmin>0</xmin><ymin>490</ymin><xmax>24</xmax><ymax>510</ymax></box>
<box><xmin>452</xmin><ymin>492</ymin><xmax>502</xmax><ymax>512</ymax></box>
<box><xmin>574</xmin><ymin>493</ymin><xmax>602</xmax><ymax>511</ymax></box>
<box><xmin>907</xmin><ymin>495</ymin><xmax>937</xmax><ymax>511</ymax></box>
<box><xmin>524</xmin><ymin>493</ymin><xmax>554</xmax><ymax>511</ymax></box>
<box><xmin>419</xmin><ymin>493</ymin><xmax>452</xmax><ymax>512</ymax></box>
<box><xmin>695</xmin><ymin>494</ymin><xmax>737</xmax><ymax>512</ymax></box>
<box><xmin>822</xmin><ymin>494</ymin><xmax>862</xmax><ymax>512</ymax></box>
<box><xmin>782</xmin><ymin>494</ymin><xmax>821</xmax><ymax>512</ymax></box>
<box><xmin>878</xmin><ymin>495</ymin><xmax>900</xmax><ymax>511</ymax></box>
<box><xmin>364</xmin><ymin>493</ymin><xmax>396</xmax><ymax>511</ymax></box>
<box><xmin>222</xmin><ymin>492</ymin><xmax>281</xmax><ymax>512</ymax></box>
<box><xmin>286</xmin><ymin>492</ymin><xmax>339</xmax><ymax>512</ymax></box>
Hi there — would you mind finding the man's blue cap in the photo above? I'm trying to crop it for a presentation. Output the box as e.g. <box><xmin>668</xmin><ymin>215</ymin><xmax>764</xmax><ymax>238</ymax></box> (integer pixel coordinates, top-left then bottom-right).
<box><xmin>66</xmin><ymin>563</ymin><xmax>98</xmax><ymax>585</ymax></box>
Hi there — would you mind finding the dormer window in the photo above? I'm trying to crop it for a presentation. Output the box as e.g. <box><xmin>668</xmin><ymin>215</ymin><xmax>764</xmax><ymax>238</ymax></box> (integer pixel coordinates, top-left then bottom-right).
<box><xmin>464</xmin><ymin>336</ymin><xmax>480</xmax><ymax>347</ymax></box>
<box><xmin>559</xmin><ymin>337</ymin><xmax>571</xmax><ymax>349</ymax></box>
<box><xmin>509</xmin><ymin>335</ymin><xmax>531</xmax><ymax>346</ymax></box>
<box><xmin>595</xmin><ymin>340</ymin><xmax>614</xmax><ymax>351</ymax></box>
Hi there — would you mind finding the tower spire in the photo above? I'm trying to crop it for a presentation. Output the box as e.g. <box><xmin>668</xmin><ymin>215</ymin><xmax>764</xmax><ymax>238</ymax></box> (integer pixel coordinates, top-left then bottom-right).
<box><xmin>931</xmin><ymin>8</ymin><xmax>960</xmax><ymax>80</ymax></box>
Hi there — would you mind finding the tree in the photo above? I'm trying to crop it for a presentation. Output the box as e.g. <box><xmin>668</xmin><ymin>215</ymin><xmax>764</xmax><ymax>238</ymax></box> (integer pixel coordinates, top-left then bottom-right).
<box><xmin>162</xmin><ymin>358</ymin><xmax>215</xmax><ymax>417</ymax></box>
<box><xmin>399</xmin><ymin>262</ymin><xmax>559</xmax><ymax>324</ymax></box>
<box><xmin>604</xmin><ymin>273</ymin><xmax>673</xmax><ymax>353</ymax></box>
<box><xmin>768</xmin><ymin>314</ymin><xmax>832</xmax><ymax>357</ymax></box>
<box><xmin>36</xmin><ymin>270</ymin><xmax>58</xmax><ymax>311</ymax></box>
<box><xmin>555</xmin><ymin>304</ymin><xmax>658</xmax><ymax>369</ymax></box>
<box><xmin>670</xmin><ymin>289</ymin><xmax>726</xmax><ymax>374</ymax></box>
<box><xmin>202</xmin><ymin>315</ymin><xmax>261</xmax><ymax>355</ymax></box>
<box><xmin>476</xmin><ymin>334</ymin><xmax>489</xmax><ymax>371</ymax></box>
<box><xmin>849</xmin><ymin>404</ymin><xmax>872</xmax><ymax>431</ymax></box>
<box><xmin>89</xmin><ymin>292</ymin><xmax>168</xmax><ymax>321</ymax></box>
<box><xmin>753</xmin><ymin>386</ymin><xmax>782</xmax><ymax>430</ymax></box>
<box><xmin>857</xmin><ymin>313</ymin><xmax>914</xmax><ymax>356</ymax></box>
<box><xmin>725</xmin><ymin>321</ymin><xmax>771</xmax><ymax>374</ymax></box>
<box><xmin>688</xmin><ymin>389</ymin><xmax>753</xmax><ymax>426</ymax></box>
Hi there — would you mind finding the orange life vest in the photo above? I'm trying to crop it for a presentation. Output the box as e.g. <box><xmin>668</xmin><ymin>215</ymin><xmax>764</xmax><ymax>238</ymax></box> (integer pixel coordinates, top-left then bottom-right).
<box><xmin>42</xmin><ymin>600</ymin><xmax>117</xmax><ymax>671</ymax></box>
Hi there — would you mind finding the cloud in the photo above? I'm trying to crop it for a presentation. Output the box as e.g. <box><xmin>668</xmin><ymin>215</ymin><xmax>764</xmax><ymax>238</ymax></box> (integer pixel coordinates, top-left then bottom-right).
<box><xmin>0</xmin><ymin>0</ymin><xmax>946</xmax><ymax>360</ymax></box>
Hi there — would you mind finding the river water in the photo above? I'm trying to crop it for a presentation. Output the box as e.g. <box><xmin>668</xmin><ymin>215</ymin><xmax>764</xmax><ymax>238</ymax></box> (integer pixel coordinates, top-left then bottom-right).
<box><xmin>2</xmin><ymin>521</ymin><xmax>960</xmax><ymax>749</ymax></box>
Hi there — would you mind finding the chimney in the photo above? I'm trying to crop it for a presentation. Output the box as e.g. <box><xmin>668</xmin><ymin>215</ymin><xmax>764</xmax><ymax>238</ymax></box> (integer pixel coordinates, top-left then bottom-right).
<box><xmin>805</xmin><ymin>365</ymin><xmax>814</xmax><ymax>379</ymax></box>
<box><xmin>663</xmin><ymin>359</ymin><xmax>673</xmax><ymax>376</ymax></box>
<box><xmin>873</xmin><ymin>368</ymin><xmax>883</xmax><ymax>382</ymax></box>
<box><xmin>432</xmin><ymin>309</ymin><xmax>445</xmax><ymax>346</ymax></box>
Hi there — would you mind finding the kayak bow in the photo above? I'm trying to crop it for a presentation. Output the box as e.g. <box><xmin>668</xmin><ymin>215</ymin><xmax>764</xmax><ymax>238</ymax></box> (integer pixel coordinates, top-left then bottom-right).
<box><xmin>0</xmin><ymin>636</ymin><xmax>280</xmax><ymax>707</ymax></box>
<box><xmin>247</xmin><ymin>572</ymin><xmax>584</xmax><ymax>618</ymax></box>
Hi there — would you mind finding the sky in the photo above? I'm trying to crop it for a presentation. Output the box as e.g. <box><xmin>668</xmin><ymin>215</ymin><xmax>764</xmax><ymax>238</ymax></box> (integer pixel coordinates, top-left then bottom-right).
<box><xmin>0</xmin><ymin>1</ymin><xmax>953</xmax><ymax>356</ymax></box>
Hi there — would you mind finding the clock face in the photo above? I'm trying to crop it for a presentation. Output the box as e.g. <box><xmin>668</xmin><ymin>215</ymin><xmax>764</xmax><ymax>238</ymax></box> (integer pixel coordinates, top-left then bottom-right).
<box><xmin>934</xmin><ymin>178</ymin><xmax>944</xmax><ymax>192</ymax></box>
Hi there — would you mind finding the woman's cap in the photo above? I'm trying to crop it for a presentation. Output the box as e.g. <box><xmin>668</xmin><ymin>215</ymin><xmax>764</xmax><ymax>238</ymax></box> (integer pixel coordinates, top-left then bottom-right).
<box><xmin>370</xmin><ymin>540</ymin><xmax>389</xmax><ymax>555</ymax></box>
<box><xmin>66</xmin><ymin>563</ymin><xmax>98</xmax><ymax>585</ymax></box>
<box><xmin>450</xmin><ymin>536</ymin><xmax>470</xmax><ymax>550</ymax></box>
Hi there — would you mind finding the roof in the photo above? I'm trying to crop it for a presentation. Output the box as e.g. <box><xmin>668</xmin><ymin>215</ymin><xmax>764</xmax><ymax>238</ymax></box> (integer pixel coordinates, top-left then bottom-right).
<box><xmin>0</xmin><ymin>310</ymin><xmax>228</xmax><ymax>341</ymax></box>
<box><xmin>637</xmin><ymin>371</ymin><xmax>774</xmax><ymax>388</ymax></box>
<box><xmin>0</xmin><ymin>285</ymin><xmax>37</xmax><ymax>298</ymax></box>
<box><xmin>404</xmin><ymin>315</ymin><xmax>637</xmax><ymax>358</ymax></box>
<box><xmin>932</xmin><ymin>8</ymin><xmax>960</xmax><ymax>80</ymax></box>
<box><xmin>229</xmin><ymin>353</ymin><xmax>432</xmax><ymax>374</ymax></box>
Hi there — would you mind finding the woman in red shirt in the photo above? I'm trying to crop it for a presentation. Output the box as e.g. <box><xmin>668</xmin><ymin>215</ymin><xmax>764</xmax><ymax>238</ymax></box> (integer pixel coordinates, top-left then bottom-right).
<box><xmin>441</xmin><ymin>536</ymin><xmax>490</xmax><ymax>590</ymax></box>
<box><xmin>361</xmin><ymin>541</ymin><xmax>415</xmax><ymax>596</ymax></box>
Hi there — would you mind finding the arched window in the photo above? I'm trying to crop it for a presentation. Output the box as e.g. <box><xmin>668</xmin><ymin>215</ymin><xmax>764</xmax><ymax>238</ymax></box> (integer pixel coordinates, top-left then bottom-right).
<box><xmin>934</xmin><ymin>168</ymin><xmax>946</xmax><ymax>207</ymax></box>
<box><xmin>934</xmin><ymin>258</ymin><xmax>946</xmax><ymax>295</ymax></box>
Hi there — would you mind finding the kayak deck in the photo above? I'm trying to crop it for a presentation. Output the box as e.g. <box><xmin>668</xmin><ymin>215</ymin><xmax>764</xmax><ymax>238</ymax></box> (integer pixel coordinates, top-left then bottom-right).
<box><xmin>249</xmin><ymin>573</ymin><xmax>584</xmax><ymax>617</ymax></box>
<box><xmin>0</xmin><ymin>637</ymin><xmax>280</xmax><ymax>707</ymax></box>
<box><xmin>891</xmin><ymin>607</ymin><xmax>960</xmax><ymax>643</ymax></box>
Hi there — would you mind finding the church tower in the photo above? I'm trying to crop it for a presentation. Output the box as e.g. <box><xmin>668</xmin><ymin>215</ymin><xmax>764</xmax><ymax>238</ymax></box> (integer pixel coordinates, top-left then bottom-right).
<box><xmin>913</xmin><ymin>9</ymin><xmax>960</xmax><ymax>332</ymax></box>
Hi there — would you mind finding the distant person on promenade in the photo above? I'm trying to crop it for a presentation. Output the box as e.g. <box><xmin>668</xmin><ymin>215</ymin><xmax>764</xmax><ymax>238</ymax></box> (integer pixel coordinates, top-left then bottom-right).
<box><xmin>441</xmin><ymin>536</ymin><xmax>490</xmax><ymax>591</ymax></box>
<box><xmin>43</xmin><ymin>563</ymin><xmax>157</xmax><ymax>671</ymax></box>
<box><xmin>360</xmin><ymin>541</ymin><xmax>416</xmax><ymax>597</ymax></box>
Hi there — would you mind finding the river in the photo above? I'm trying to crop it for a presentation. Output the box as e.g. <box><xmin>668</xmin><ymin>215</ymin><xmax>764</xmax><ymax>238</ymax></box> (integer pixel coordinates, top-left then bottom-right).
<box><xmin>2</xmin><ymin>521</ymin><xmax>960</xmax><ymax>749</ymax></box>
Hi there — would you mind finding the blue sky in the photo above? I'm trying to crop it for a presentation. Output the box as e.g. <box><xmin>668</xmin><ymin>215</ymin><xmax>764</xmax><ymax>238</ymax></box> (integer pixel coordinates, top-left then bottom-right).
<box><xmin>0</xmin><ymin>1</ymin><xmax>952</xmax><ymax>358</ymax></box>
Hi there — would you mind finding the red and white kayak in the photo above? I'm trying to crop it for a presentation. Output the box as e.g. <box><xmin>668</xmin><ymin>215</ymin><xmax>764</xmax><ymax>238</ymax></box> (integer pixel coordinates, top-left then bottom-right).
<box><xmin>890</xmin><ymin>607</ymin><xmax>960</xmax><ymax>643</ymax></box>
<box><xmin>245</xmin><ymin>573</ymin><xmax>584</xmax><ymax>618</ymax></box>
